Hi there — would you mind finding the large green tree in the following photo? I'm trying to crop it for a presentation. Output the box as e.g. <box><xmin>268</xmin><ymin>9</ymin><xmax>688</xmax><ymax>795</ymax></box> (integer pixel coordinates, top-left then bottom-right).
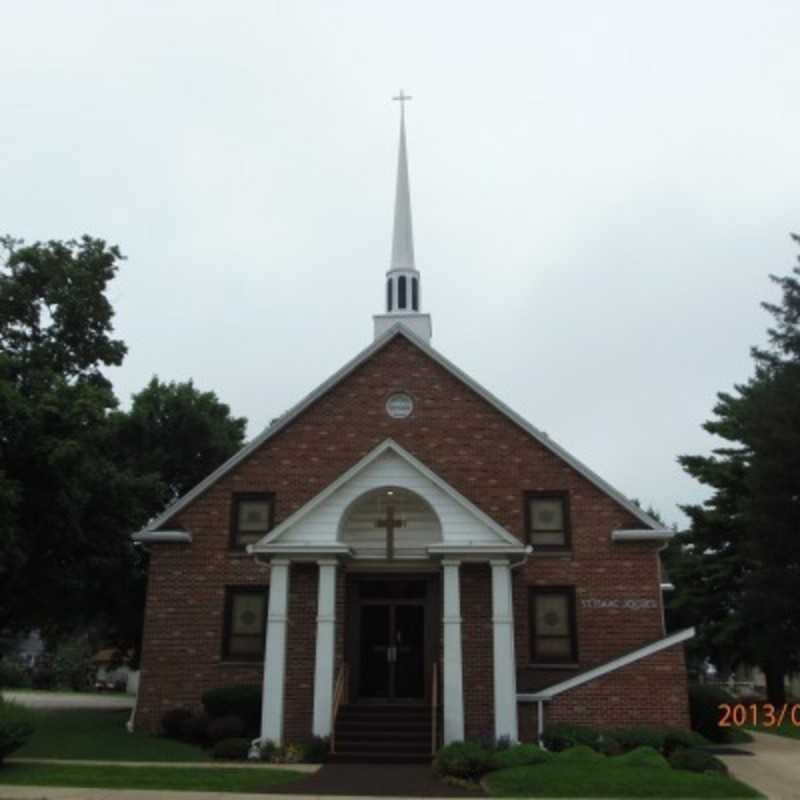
<box><xmin>111</xmin><ymin>377</ymin><xmax>247</xmax><ymax>521</ymax></box>
<box><xmin>0</xmin><ymin>236</ymin><xmax>154</xmax><ymax>635</ymax></box>
<box><xmin>105</xmin><ymin>379</ymin><xmax>247</xmax><ymax>657</ymax></box>
<box><xmin>1</xmin><ymin>237</ymin><xmax>249</xmax><ymax>658</ymax></box>
<box><xmin>673</xmin><ymin>235</ymin><xmax>800</xmax><ymax>703</ymax></box>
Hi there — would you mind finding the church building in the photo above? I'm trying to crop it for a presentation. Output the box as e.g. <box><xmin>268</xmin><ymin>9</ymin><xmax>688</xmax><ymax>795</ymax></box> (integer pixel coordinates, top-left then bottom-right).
<box><xmin>132</xmin><ymin>96</ymin><xmax>693</xmax><ymax>761</ymax></box>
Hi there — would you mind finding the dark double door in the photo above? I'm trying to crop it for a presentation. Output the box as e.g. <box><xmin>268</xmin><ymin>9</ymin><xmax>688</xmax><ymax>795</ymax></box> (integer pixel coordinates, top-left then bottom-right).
<box><xmin>350</xmin><ymin>577</ymin><xmax>433</xmax><ymax>703</ymax></box>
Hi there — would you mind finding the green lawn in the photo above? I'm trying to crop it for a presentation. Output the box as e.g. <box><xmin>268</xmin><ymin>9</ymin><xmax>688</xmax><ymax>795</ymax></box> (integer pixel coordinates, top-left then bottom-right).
<box><xmin>0</xmin><ymin>763</ymin><xmax>304</xmax><ymax>794</ymax></box>
<box><xmin>484</xmin><ymin>763</ymin><xmax>761</xmax><ymax>798</ymax></box>
<box><xmin>1</xmin><ymin>702</ymin><xmax>207</xmax><ymax>762</ymax></box>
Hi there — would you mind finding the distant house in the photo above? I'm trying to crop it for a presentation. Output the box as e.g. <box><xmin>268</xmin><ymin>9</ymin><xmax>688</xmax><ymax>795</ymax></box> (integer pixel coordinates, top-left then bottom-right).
<box><xmin>1</xmin><ymin>630</ymin><xmax>45</xmax><ymax>669</ymax></box>
<box><xmin>92</xmin><ymin>649</ymin><xmax>132</xmax><ymax>690</ymax></box>
<box><xmin>732</xmin><ymin>664</ymin><xmax>800</xmax><ymax>698</ymax></box>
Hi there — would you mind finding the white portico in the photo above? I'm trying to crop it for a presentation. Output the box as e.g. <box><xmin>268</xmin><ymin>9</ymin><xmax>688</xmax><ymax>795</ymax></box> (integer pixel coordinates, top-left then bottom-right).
<box><xmin>249</xmin><ymin>439</ymin><xmax>526</xmax><ymax>746</ymax></box>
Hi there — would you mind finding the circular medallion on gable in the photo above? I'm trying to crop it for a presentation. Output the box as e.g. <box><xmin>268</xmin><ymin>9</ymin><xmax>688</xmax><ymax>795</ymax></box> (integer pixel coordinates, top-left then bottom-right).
<box><xmin>386</xmin><ymin>392</ymin><xmax>414</xmax><ymax>419</ymax></box>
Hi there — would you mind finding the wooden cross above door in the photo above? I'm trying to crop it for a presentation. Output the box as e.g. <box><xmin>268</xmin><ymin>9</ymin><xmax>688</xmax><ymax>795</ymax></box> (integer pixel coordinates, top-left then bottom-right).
<box><xmin>375</xmin><ymin>506</ymin><xmax>405</xmax><ymax>560</ymax></box>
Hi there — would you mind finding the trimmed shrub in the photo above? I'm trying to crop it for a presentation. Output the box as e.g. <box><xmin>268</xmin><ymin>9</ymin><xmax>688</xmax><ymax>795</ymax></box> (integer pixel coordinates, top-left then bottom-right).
<box><xmin>491</xmin><ymin>743</ymin><xmax>552</xmax><ymax>769</ymax></box>
<box><xmin>259</xmin><ymin>740</ymin><xmax>277</xmax><ymax>761</ymax></box>
<box><xmin>202</xmin><ymin>686</ymin><xmax>261</xmax><ymax>731</ymax></box>
<box><xmin>179</xmin><ymin>712</ymin><xmax>210</xmax><ymax>744</ymax></box>
<box><xmin>31</xmin><ymin>666</ymin><xmax>55</xmax><ymax>690</ymax></box>
<box><xmin>0</xmin><ymin>661</ymin><xmax>32</xmax><ymax>689</ymax></box>
<box><xmin>161</xmin><ymin>707</ymin><xmax>193</xmax><ymax>739</ymax></box>
<box><xmin>662</xmin><ymin>728</ymin><xmax>710</xmax><ymax>755</ymax></box>
<box><xmin>207</xmin><ymin>714</ymin><xmax>245</xmax><ymax>744</ymax></box>
<box><xmin>434</xmin><ymin>741</ymin><xmax>495</xmax><ymax>780</ymax></box>
<box><xmin>611</xmin><ymin>727</ymin><xmax>668</xmax><ymax>752</ymax></box>
<box><xmin>0</xmin><ymin>721</ymin><xmax>34</xmax><ymax>765</ymax></box>
<box><xmin>556</xmin><ymin>744</ymin><xmax>605</xmax><ymax>762</ymax></box>
<box><xmin>279</xmin><ymin>743</ymin><xmax>304</xmax><ymax>764</ymax></box>
<box><xmin>51</xmin><ymin>638</ymin><xmax>92</xmax><ymax>691</ymax></box>
<box><xmin>610</xmin><ymin>746</ymin><xmax>670</xmax><ymax>769</ymax></box>
<box><xmin>689</xmin><ymin>685</ymin><xmax>734</xmax><ymax>743</ymax></box>
<box><xmin>669</xmin><ymin>747</ymin><xmax>728</xmax><ymax>774</ymax></box>
<box><xmin>542</xmin><ymin>724</ymin><xmax>610</xmax><ymax>753</ymax></box>
<box><xmin>212</xmin><ymin>737</ymin><xmax>251</xmax><ymax>760</ymax></box>
<box><xmin>301</xmin><ymin>736</ymin><xmax>329</xmax><ymax>763</ymax></box>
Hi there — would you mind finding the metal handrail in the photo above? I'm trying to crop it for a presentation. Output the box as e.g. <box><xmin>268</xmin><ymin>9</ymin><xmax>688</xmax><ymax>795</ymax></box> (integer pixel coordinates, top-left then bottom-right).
<box><xmin>431</xmin><ymin>660</ymin><xmax>439</xmax><ymax>755</ymax></box>
<box><xmin>330</xmin><ymin>662</ymin><xmax>348</xmax><ymax>754</ymax></box>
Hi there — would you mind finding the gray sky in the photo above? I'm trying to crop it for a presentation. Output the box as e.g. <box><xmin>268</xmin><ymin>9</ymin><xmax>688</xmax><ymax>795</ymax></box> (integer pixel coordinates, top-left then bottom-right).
<box><xmin>2</xmin><ymin>1</ymin><xmax>798</xmax><ymax>528</ymax></box>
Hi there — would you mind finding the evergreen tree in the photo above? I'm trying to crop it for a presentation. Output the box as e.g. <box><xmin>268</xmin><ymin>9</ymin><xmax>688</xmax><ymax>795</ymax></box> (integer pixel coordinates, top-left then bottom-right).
<box><xmin>674</xmin><ymin>235</ymin><xmax>800</xmax><ymax>703</ymax></box>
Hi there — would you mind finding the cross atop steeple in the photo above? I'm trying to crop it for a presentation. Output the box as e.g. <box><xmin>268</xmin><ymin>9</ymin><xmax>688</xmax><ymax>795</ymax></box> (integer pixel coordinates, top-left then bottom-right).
<box><xmin>393</xmin><ymin>89</ymin><xmax>412</xmax><ymax>118</ymax></box>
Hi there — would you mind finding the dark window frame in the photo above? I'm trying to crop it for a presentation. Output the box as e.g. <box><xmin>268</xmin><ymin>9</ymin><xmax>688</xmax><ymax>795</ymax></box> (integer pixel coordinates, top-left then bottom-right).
<box><xmin>529</xmin><ymin>586</ymin><xmax>578</xmax><ymax>664</ymax></box>
<box><xmin>398</xmin><ymin>275</ymin><xmax>407</xmax><ymax>309</ymax></box>
<box><xmin>221</xmin><ymin>585</ymin><xmax>269</xmax><ymax>662</ymax></box>
<box><xmin>524</xmin><ymin>491</ymin><xmax>571</xmax><ymax>551</ymax></box>
<box><xmin>411</xmin><ymin>277</ymin><xmax>419</xmax><ymax>311</ymax></box>
<box><xmin>229</xmin><ymin>492</ymin><xmax>275</xmax><ymax>551</ymax></box>
<box><xmin>387</xmin><ymin>278</ymin><xmax>393</xmax><ymax>311</ymax></box>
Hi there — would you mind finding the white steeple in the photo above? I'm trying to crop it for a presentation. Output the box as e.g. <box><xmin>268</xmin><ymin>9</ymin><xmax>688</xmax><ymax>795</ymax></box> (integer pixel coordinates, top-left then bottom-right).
<box><xmin>373</xmin><ymin>90</ymin><xmax>433</xmax><ymax>343</ymax></box>
<box><xmin>390</xmin><ymin>100</ymin><xmax>415</xmax><ymax>270</ymax></box>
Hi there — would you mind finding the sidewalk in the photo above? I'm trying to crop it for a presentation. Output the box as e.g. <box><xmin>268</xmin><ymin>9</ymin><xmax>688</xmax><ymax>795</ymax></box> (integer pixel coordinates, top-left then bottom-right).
<box><xmin>719</xmin><ymin>730</ymin><xmax>800</xmax><ymax>799</ymax></box>
<box><xmin>0</xmin><ymin>790</ymin><xmax>334</xmax><ymax>800</ymax></box>
<box><xmin>0</xmin><ymin>763</ymin><xmax>479</xmax><ymax>799</ymax></box>
<box><xmin>7</xmin><ymin>758</ymin><xmax>320</xmax><ymax>773</ymax></box>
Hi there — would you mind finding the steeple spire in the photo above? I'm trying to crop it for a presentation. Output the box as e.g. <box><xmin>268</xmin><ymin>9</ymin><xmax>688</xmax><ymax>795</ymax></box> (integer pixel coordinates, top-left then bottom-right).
<box><xmin>373</xmin><ymin>90</ymin><xmax>433</xmax><ymax>343</ymax></box>
<box><xmin>391</xmin><ymin>90</ymin><xmax>415</xmax><ymax>270</ymax></box>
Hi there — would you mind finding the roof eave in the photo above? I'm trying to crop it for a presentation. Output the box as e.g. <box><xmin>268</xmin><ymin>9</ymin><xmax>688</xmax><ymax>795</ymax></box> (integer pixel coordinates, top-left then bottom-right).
<box><xmin>612</xmin><ymin>529</ymin><xmax>674</xmax><ymax>542</ymax></box>
<box><xmin>131</xmin><ymin>530</ymin><xmax>192</xmax><ymax>544</ymax></box>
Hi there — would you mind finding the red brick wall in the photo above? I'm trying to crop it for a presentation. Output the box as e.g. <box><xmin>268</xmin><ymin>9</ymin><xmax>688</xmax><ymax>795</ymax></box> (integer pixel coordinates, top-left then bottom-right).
<box><xmin>518</xmin><ymin>643</ymin><xmax>690</xmax><ymax>740</ymax></box>
<box><xmin>135</xmin><ymin>334</ymin><xmax>686</xmax><ymax>737</ymax></box>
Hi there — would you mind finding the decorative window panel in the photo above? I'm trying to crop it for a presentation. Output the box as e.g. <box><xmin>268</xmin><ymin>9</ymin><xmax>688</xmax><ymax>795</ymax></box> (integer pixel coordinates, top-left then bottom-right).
<box><xmin>231</xmin><ymin>494</ymin><xmax>274</xmax><ymax>549</ymax></box>
<box><xmin>530</xmin><ymin>588</ymin><xmax>577</xmax><ymax>663</ymax></box>
<box><xmin>527</xmin><ymin>494</ymin><xmax>569</xmax><ymax>549</ymax></box>
<box><xmin>223</xmin><ymin>588</ymin><xmax>267</xmax><ymax>660</ymax></box>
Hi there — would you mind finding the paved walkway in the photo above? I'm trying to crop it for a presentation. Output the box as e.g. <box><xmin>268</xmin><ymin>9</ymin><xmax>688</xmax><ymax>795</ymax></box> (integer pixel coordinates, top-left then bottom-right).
<box><xmin>0</xmin><ymin>764</ymin><xmax>478</xmax><ymax>800</ymax></box>
<box><xmin>719</xmin><ymin>731</ymin><xmax>800</xmax><ymax>799</ymax></box>
<box><xmin>7</xmin><ymin>758</ymin><xmax>320</xmax><ymax>773</ymax></box>
<box><xmin>2</xmin><ymin>690</ymin><xmax>134</xmax><ymax>711</ymax></box>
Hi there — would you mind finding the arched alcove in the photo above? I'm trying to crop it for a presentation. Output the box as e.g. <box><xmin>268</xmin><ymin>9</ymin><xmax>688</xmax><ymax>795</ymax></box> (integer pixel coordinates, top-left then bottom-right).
<box><xmin>339</xmin><ymin>486</ymin><xmax>442</xmax><ymax>558</ymax></box>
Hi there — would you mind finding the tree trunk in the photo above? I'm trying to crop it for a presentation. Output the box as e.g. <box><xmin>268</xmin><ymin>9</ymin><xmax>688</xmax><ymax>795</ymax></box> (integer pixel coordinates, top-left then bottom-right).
<box><xmin>763</xmin><ymin>661</ymin><xmax>787</xmax><ymax>706</ymax></box>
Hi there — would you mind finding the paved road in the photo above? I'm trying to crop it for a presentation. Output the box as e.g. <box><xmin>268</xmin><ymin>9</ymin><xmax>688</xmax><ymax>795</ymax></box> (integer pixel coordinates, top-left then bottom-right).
<box><xmin>2</xmin><ymin>690</ymin><xmax>134</xmax><ymax>711</ymax></box>
<box><xmin>720</xmin><ymin>731</ymin><xmax>800</xmax><ymax>799</ymax></box>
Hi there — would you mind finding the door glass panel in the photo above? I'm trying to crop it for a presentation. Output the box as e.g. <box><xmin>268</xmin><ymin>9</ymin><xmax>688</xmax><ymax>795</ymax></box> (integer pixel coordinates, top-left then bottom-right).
<box><xmin>393</xmin><ymin>605</ymin><xmax>425</xmax><ymax>699</ymax></box>
<box><xmin>359</xmin><ymin>605</ymin><xmax>390</xmax><ymax>698</ymax></box>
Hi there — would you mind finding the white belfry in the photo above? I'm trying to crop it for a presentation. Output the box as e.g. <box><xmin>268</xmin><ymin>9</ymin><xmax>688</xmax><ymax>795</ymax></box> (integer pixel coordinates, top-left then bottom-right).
<box><xmin>373</xmin><ymin>90</ymin><xmax>433</xmax><ymax>343</ymax></box>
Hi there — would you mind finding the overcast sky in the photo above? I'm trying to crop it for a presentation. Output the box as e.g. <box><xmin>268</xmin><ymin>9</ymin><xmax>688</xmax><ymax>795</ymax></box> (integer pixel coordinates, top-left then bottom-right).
<box><xmin>2</xmin><ymin>1</ymin><xmax>798</xmax><ymax>528</ymax></box>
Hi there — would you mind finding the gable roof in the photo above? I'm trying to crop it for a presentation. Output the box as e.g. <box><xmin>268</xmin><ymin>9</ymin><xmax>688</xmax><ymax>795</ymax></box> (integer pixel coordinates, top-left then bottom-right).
<box><xmin>251</xmin><ymin>438</ymin><xmax>525</xmax><ymax>553</ymax></box>
<box><xmin>138</xmin><ymin>323</ymin><xmax>667</xmax><ymax>535</ymax></box>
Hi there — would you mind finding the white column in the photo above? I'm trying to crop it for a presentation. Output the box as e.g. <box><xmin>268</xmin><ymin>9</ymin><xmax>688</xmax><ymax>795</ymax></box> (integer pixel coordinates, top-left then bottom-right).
<box><xmin>491</xmin><ymin>559</ymin><xmax>519</xmax><ymax>742</ymax></box>
<box><xmin>260</xmin><ymin>559</ymin><xmax>290</xmax><ymax>744</ymax></box>
<box><xmin>312</xmin><ymin>559</ymin><xmax>338</xmax><ymax>737</ymax></box>
<box><xmin>442</xmin><ymin>559</ymin><xmax>465</xmax><ymax>743</ymax></box>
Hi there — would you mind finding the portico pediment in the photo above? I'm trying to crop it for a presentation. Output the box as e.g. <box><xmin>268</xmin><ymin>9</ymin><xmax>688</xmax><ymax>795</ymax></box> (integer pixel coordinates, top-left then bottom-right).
<box><xmin>250</xmin><ymin>439</ymin><xmax>525</xmax><ymax>560</ymax></box>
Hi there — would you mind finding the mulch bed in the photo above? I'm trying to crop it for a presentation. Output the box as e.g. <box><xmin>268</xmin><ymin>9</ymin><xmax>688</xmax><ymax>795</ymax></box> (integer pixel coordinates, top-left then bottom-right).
<box><xmin>279</xmin><ymin>763</ymin><xmax>484</xmax><ymax>797</ymax></box>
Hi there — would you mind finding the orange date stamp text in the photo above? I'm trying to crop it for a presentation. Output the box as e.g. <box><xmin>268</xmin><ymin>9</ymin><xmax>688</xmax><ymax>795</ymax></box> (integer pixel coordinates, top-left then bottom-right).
<box><xmin>718</xmin><ymin>703</ymin><xmax>800</xmax><ymax>728</ymax></box>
